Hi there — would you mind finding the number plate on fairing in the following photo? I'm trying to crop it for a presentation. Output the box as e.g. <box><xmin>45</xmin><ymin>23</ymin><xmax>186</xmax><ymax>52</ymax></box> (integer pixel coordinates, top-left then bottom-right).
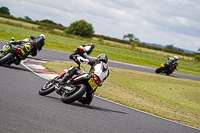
<box><xmin>88</xmin><ymin>77</ymin><xmax>97</xmax><ymax>90</ymax></box>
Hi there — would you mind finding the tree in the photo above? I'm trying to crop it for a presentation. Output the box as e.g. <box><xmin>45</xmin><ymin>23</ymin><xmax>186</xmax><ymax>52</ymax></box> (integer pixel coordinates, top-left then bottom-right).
<box><xmin>24</xmin><ymin>16</ymin><xmax>32</xmax><ymax>20</ymax></box>
<box><xmin>123</xmin><ymin>34</ymin><xmax>140</xmax><ymax>42</ymax></box>
<box><xmin>39</xmin><ymin>19</ymin><xmax>57</xmax><ymax>25</ymax></box>
<box><xmin>0</xmin><ymin>6</ymin><xmax>10</xmax><ymax>15</ymax></box>
<box><xmin>166</xmin><ymin>44</ymin><xmax>174</xmax><ymax>49</ymax></box>
<box><xmin>198</xmin><ymin>48</ymin><xmax>200</xmax><ymax>52</ymax></box>
<box><xmin>65</xmin><ymin>20</ymin><xmax>94</xmax><ymax>37</ymax></box>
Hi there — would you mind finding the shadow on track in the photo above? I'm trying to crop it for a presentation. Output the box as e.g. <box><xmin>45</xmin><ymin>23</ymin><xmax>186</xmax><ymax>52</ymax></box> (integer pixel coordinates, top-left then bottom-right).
<box><xmin>0</xmin><ymin>64</ymin><xmax>31</xmax><ymax>72</ymax></box>
<box><xmin>156</xmin><ymin>73</ymin><xmax>183</xmax><ymax>79</ymax></box>
<box><xmin>71</xmin><ymin>102</ymin><xmax>129</xmax><ymax>115</ymax></box>
<box><xmin>43</xmin><ymin>95</ymin><xmax>128</xmax><ymax>115</ymax></box>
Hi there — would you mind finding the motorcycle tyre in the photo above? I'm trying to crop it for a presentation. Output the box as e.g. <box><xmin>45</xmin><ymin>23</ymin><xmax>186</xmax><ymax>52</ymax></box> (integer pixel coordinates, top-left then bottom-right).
<box><xmin>61</xmin><ymin>84</ymin><xmax>86</xmax><ymax>104</ymax></box>
<box><xmin>166</xmin><ymin>71</ymin><xmax>173</xmax><ymax>76</ymax></box>
<box><xmin>39</xmin><ymin>80</ymin><xmax>55</xmax><ymax>96</ymax></box>
<box><xmin>155</xmin><ymin>66</ymin><xmax>163</xmax><ymax>74</ymax></box>
<box><xmin>0</xmin><ymin>53</ymin><xmax>13</xmax><ymax>65</ymax></box>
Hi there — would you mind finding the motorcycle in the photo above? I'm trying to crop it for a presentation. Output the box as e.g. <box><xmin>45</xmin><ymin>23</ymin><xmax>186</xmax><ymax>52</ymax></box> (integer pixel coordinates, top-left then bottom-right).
<box><xmin>0</xmin><ymin>37</ymin><xmax>44</xmax><ymax>66</ymax></box>
<box><xmin>0</xmin><ymin>40</ymin><xmax>25</xmax><ymax>65</ymax></box>
<box><xmin>39</xmin><ymin>60</ymin><xmax>101</xmax><ymax>104</ymax></box>
<box><xmin>155</xmin><ymin>60</ymin><xmax>177</xmax><ymax>75</ymax></box>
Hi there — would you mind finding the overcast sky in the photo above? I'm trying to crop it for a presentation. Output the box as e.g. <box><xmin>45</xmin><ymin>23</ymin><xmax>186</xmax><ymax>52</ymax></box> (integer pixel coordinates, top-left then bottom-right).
<box><xmin>1</xmin><ymin>0</ymin><xmax>200</xmax><ymax>52</ymax></box>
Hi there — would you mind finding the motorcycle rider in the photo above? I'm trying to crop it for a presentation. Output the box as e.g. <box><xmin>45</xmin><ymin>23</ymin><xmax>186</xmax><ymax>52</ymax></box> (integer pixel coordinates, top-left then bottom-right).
<box><xmin>69</xmin><ymin>43</ymin><xmax>95</xmax><ymax>62</ymax></box>
<box><xmin>7</xmin><ymin>34</ymin><xmax>45</xmax><ymax>64</ymax></box>
<box><xmin>57</xmin><ymin>53</ymin><xmax>109</xmax><ymax>105</ymax></box>
<box><xmin>167</xmin><ymin>56</ymin><xmax>179</xmax><ymax>70</ymax></box>
<box><xmin>30</xmin><ymin>34</ymin><xmax>45</xmax><ymax>56</ymax></box>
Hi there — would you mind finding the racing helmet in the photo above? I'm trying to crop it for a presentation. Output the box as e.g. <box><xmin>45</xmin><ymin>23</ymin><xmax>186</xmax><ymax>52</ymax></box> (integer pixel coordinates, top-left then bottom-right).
<box><xmin>40</xmin><ymin>34</ymin><xmax>46</xmax><ymax>40</ymax></box>
<box><xmin>174</xmin><ymin>56</ymin><xmax>179</xmax><ymax>60</ymax></box>
<box><xmin>90</xmin><ymin>43</ymin><xmax>95</xmax><ymax>49</ymax></box>
<box><xmin>97</xmin><ymin>54</ymin><xmax>108</xmax><ymax>63</ymax></box>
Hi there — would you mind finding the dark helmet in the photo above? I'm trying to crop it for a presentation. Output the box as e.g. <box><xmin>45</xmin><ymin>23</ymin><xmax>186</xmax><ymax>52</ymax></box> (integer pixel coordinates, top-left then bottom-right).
<box><xmin>90</xmin><ymin>43</ymin><xmax>95</xmax><ymax>49</ymax></box>
<box><xmin>97</xmin><ymin>54</ymin><xmax>108</xmax><ymax>63</ymax></box>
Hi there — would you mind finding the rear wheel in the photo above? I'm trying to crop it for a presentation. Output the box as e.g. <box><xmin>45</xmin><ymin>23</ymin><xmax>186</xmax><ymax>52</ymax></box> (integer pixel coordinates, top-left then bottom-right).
<box><xmin>0</xmin><ymin>52</ymin><xmax>13</xmax><ymax>65</ymax></box>
<box><xmin>61</xmin><ymin>84</ymin><xmax>86</xmax><ymax>104</ymax></box>
<box><xmin>39</xmin><ymin>80</ymin><xmax>56</xmax><ymax>96</ymax></box>
<box><xmin>166</xmin><ymin>71</ymin><xmax>173</xmax><ymax>75</ymax></box>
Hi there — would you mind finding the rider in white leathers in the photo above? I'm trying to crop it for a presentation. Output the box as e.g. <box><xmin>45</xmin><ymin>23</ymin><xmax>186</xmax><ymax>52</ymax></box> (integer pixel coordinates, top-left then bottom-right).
<box><xmin>59</xmin><ymin>54</ymin><xmax>109</xmax><ymax>105</ymax></box>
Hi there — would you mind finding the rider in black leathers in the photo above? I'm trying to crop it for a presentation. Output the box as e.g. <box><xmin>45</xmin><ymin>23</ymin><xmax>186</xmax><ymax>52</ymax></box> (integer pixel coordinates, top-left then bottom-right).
<box><xmin>7</xmin><ymin>34</ymin><xmax>45</xmax><ymax>64</ymax></box>
<box><xmin>30</xmin><ymin>34</ymin><xmax>45</xmax><ymax>56</ymax></box>
<box><xmin>58</xmin><ymin>54</ymin><xmax>109</xmax><ymax>105</ymax></box>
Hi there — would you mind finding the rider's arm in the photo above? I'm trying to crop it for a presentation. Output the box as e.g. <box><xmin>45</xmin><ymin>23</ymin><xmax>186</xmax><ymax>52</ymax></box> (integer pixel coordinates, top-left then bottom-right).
<box><xmin>77</xmin><ymin>56</ymin><xmax>90</xmax><ymax>64</ymax></box>
<box><xmin>8</xmin><ymin>40</ymin><xmax>24</xmax><ymax>45</ymax></box>
<box><xmin>30</xmin><ymin>36</ymin><xmax>37</xmax><ymax>40</ymax></box>
<box><xmin>174</xmin><ymin>62</ymin><xmax>178</xmax><ymax>70</ymax></box>
<box><xmin>82</xmin><ymin>52</ymin><xmax>89</xmax><ymax>59</ymax></box>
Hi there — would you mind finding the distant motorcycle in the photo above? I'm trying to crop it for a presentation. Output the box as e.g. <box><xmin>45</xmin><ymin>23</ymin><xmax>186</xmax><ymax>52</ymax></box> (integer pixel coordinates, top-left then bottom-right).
<box><xmin>39</xmin><ymin>61</ymin><xmax>101</xmax><ymax>104</ymax></box>
<box><xmin>0</xmin><ymin>41</ymin><xmax>26</xmax><ymax>65</ymax></box>
<box><xmin>0</xmin><ymin>36</ymin><xmax>44</xmax><ymax>66</ymax></box>
<box><xmin>155</xmin><ymin>60</ymin><xmax>177</xmax><ymax>75</ymax></box>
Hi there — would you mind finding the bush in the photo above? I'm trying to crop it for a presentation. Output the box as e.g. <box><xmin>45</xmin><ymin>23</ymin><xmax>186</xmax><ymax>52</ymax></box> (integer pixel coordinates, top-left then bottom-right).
<box><xmin>194</xmin><ymin>55</ymin><xmax>200</xmax><ymax>61</ymax></box>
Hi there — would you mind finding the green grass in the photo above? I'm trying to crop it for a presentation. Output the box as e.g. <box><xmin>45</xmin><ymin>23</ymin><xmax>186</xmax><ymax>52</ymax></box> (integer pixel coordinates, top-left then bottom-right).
<box><xmin>0</xmin><ymin>22</ymin><xmax>200</xmax><ymax>77</ymax></box>
<box><xmin>43</xmin><ymin>61</ymin><xmax>200</xmax><ymax>129</ymax></box>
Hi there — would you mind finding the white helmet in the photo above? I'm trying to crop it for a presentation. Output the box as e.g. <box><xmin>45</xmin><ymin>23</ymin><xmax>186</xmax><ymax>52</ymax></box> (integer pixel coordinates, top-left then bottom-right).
<box><xmin>174</xmin><ymin>56</ymin><xmax>179</xmax><ymax>60</ymax></box>
<box><xmin>40</xmin><ymin>34</ymin><xmax>45</xmax><ymax>40</ymax></box>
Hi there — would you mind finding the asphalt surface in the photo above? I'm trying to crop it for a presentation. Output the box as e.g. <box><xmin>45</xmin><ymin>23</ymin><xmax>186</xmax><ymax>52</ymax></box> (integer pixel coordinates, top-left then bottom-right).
<box><xmin>0</xmin><ymin>42</ymin><xmax>200</xmax><ymax>133</ymax></box>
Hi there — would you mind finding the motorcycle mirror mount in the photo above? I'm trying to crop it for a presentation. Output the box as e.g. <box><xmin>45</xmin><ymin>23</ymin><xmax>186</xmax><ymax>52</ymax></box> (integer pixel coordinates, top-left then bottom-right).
<box><xmin>11</xmin><ymin>37</ymin><xmax>14</xmax><ymax>41</ymax></box>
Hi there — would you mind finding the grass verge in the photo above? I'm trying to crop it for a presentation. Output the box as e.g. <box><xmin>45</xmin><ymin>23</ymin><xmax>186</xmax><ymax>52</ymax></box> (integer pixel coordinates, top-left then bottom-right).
<box><xmin>43</xmin><ymin>61</ymin><xmax>200</xmax><ymax>129</ymax></box>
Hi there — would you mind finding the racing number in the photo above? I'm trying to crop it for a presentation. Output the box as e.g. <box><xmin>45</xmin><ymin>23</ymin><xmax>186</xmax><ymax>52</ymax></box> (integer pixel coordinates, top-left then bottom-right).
<box><xmin>25</xmin><ymin>43</ymin><xmax>32</xmax><ymax>52</ymax></box>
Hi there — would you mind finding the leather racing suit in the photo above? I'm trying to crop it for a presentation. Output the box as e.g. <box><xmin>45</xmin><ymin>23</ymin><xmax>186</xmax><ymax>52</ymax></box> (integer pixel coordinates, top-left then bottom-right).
<box><xmin>59</xmin><ymin>56</ymin><xmax>109</xmax><ymax>105</ymax></box>
<box><xmin>167</xmin><ymin>57</ymin><xmax>178</xmax><ymax>69</ymax></box>
<box><xmin>69</xmin><ymin>44</ymin><xmax>93</xmax><ymax>60</ymax></box>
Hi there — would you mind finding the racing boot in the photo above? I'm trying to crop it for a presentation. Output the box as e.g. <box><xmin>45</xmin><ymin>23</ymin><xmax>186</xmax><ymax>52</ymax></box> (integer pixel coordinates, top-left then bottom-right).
<box><xmin>55</xmin><ymin>73</ymin><xmax>72</xmax><ymax>95</ymax></box>
<box><xmin>59</xmin><ymin>72</ymin><xmax>72</xmax><ymax>85</ymax></box>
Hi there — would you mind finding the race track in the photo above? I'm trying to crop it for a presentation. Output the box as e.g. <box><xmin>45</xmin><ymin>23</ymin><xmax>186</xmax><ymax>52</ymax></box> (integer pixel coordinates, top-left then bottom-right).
<box><xmin>0</xmin><ymin>42</ymin><xmax>200</xmax><ymax>133</ymax></box>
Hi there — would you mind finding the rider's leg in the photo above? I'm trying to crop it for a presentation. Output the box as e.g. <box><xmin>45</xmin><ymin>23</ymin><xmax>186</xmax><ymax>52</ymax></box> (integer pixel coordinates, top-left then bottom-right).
<box><xmin>59</xmin><ymin>67</ymin><xmax>81</xmax><ymax>84</ymax></box>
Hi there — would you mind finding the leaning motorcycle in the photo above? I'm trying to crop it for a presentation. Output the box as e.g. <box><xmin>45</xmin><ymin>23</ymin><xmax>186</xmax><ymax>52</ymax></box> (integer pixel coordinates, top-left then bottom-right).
<box><xmin>0</xmin><ymin>37</ymin><xmax>45</xmax><ymax>66</ymax></box>
<box><xmin>39</xmin><ymin>62</ymin><xmax>100</xmax><ymax>104</ymax></box>
<box><xmin>155</xmin><ymin>60</ymin><xmax>176</xmax><ymax>75</ymax></box>
<box><xmin>0</xmin><ymin>42</ymin><xmax>26</xmax><ymax>65</ymax></box>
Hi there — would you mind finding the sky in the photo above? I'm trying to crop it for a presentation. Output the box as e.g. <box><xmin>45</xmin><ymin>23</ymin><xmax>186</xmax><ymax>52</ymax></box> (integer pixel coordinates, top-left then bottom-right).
<box><xmin>1</xmin><ymin>0</ymin><xmax>200</xmax><ymax>52</ymax></box>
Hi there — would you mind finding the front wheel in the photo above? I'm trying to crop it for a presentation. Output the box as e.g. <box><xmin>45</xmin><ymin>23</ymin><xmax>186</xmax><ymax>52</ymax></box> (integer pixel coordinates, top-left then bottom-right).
<box><xmin>155</xmin><ymin>66</ymin><xmax>163</xmax><ymax>74</ymax></box>
<box><xmin>0</xmin><ymin>52</ymin><xmax>13</xmax><ymax>65</ymax></box>
<box><xmin>61</xmin><ymin>84</ymin><xmax>86</xmax><ymax>104</ymax></box>
<box><xmin>39</xmin><ymin>80</ymin><xmax>56</xmax><ymax>96</ymax></box>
